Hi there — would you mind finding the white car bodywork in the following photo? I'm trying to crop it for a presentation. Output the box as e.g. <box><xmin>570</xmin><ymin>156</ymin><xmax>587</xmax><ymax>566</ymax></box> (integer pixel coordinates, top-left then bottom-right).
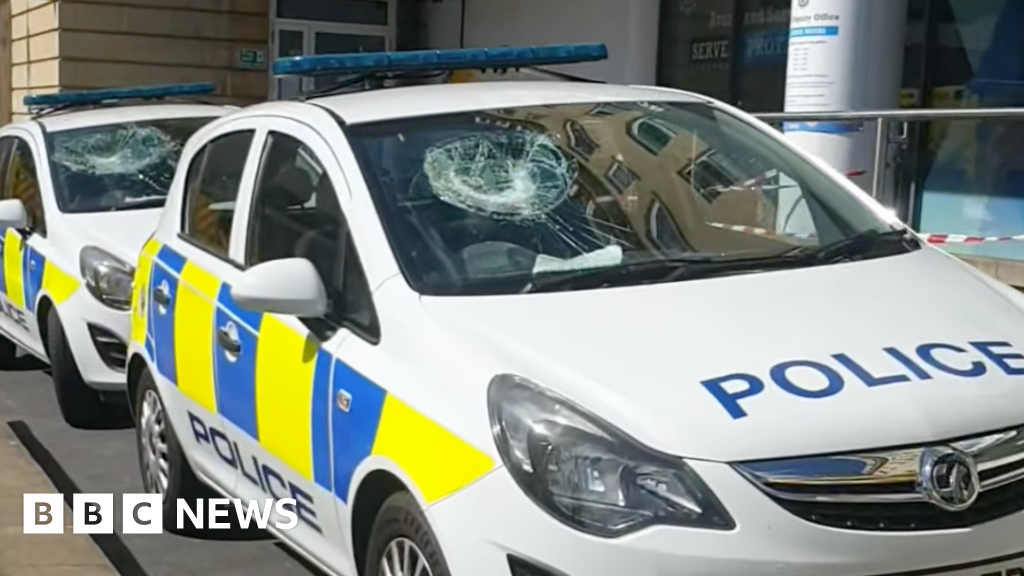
<box><xmin>127</xmin><ymin>82</ymin><xmax>1024</xmax><ymax>576</ymax></box>
<box><xmin>0</xmin><ymin>104</ymin><xmax>231</xmax><ymax>390</ymax></box>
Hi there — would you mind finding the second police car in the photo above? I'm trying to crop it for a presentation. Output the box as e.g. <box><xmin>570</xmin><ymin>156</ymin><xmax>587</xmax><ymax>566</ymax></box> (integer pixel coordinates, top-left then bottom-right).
<box><xmin>127</xmin><ymin>44</ymin><xmax>1024</xmax><ymax>576</ymax></box>
<box><xmin>0</xmin><ymin>84</ymin><xmax>232</xmax><ymax>427</ymax></box>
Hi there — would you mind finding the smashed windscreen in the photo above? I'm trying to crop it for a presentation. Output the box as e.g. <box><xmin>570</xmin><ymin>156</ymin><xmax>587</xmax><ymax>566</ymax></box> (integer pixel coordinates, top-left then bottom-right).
<box><xmin>46</xmin><ymin>117</ymin><xmax>217</xmax><ymax>213</ymax></box>
<box><xmin>345</xmin><ymin>102</ymin><xmax>895</xmax><ymax>296</ymax></box>
<box><xmin>418</xmin><ymin>131</ymin><xmax>577</xmax><ymax>222</ymax></box>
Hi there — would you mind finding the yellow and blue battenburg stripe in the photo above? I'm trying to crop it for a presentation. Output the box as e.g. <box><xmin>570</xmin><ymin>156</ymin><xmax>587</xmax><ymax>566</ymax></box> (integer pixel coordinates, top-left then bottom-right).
<box><xmin>0</xmin><ymin>229</ymin><xmax>78</xmax><ymax>311</ymax></box>
<box><xmin>136</xmin><ymin>242</ymin><xmax>494</xmax><ymax>505</ymax></box>
<box><xmin>130</xmin><ymin>239</ymin><xmax>158</xmax><ymax>353</ymax></box>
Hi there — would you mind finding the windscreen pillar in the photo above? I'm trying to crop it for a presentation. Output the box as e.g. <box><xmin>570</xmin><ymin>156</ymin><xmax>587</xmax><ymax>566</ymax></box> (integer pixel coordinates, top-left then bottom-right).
<box><xmin>778</xmin><ymin>0</ymin><xmax>908</xmax><ymax>223</ymax></box>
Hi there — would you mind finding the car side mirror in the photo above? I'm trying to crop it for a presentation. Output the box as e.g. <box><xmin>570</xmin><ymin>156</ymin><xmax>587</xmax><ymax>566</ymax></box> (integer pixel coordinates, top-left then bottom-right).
<box><xmin>0</xmin><ymin>199</ymin><xmax>29</xmax><ymax>230</ymax></box>
<box><xmin>231</xmin><ymin>258</ymin><xmax>328</xmax><ymax>318</ymax></box>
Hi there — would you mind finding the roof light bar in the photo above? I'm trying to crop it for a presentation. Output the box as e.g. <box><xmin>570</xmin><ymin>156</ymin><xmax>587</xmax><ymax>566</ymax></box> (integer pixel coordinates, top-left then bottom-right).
<box><xmin>272</xmin><ymin>43</ymin><xmax>608</xmax><ymax>78</ymax></box>
<box><xmin>23</xmin><ymin>82</ymin><xmax>216</xmax><ymax>110</ymax></box>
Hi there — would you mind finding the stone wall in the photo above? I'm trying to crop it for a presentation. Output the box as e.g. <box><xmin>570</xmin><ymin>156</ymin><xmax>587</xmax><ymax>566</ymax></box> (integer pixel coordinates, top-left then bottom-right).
<box><xmin>10</xmin><ymin>0</ymin><xmax>270</xmax><ymax>119</ymax></box>
<box><xmin>11</xmin><ymin>0</ymin><xmax>58</xmax><ymax>119</ymax></box>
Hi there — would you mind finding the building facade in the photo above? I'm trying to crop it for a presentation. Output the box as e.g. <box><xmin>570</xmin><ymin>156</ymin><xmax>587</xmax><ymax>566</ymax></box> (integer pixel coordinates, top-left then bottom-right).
<box><xmin>0</xmin><ymin>0</ymin><xmax>1022</xmax><ymax>284</ymax></box>
<box><xmin>655</xmin><ymin>0</ymin><xmax>1024</xmax><ymax>285</ymax></box>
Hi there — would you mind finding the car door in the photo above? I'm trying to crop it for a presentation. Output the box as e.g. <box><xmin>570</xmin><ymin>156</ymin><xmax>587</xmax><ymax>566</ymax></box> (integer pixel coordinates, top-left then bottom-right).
<box><xmin>0</xmin><ymin>135</ymin><xmax>26</xmax><ymax>346</ymax></box>
<box><xmin>228</xmin><ymin>121</ymin><xmax>357</xmax><ymax>570</ymax></box>
<box><xmin>0</xmin><ymin>132</ymin><xmax>53</xmax><ymax>357</ymax></box>
<box><xmin>146</xmin><ymin>121</ymin><xmax>264</xmax><ymax>499</ymax></box>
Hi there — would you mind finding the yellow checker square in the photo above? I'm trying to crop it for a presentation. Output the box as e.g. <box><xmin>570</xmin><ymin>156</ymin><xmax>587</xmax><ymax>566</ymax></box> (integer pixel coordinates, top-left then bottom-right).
<box><xmin>3</xmin><ymin>229</ymin><xmax>23</xmax><ymax>308</ymax></box>
<box><xmin>141</xmin><ymin>238</ymin><xmax>161</xmax><ymax>258</ymax></box>
<box><xmin>129</xmin><ymin>254</ymin><xmax>153</xmax><ymax>346</ymax></box>
<box><xmin>41</xmin><ymin>261</ymin><xmax>78</xmax><ymax>306</ymax></box>
<box><xmin>180</xmin><ymin>260</ymin><xmax>220</xmax><ymax>300</ymax></box>
<box><xmin>255</xmin><ymin>315</ymin><xmax>318</xmax><ymax>480</ymax></box>
<box><xmin>372</xmin><ymin>396</ymin><xmax>494</xmax><ymax>503</ymax></box>
<box><xmin>173</xmin><ymin>262</ymin><xmax>219</xmax><ymax>413</ymax></box>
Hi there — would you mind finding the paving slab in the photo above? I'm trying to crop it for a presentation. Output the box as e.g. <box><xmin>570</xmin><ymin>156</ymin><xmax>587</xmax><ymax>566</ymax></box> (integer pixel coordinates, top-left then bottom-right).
<box><xmin>0</xmin><ymin>425</ymin><xmax>118</xmax><ymax>576</ymax></box>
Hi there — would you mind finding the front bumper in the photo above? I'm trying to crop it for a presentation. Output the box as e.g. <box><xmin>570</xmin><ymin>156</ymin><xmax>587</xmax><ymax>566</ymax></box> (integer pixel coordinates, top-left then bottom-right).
<box><xmin>428</xmin><ymin>460</ymin><xmax>1024</xmax><ymax>576</ymax></box>
<box><xmin>57</xmin><ymin>289</ymin><xmax>128</xmax><ymax>391</ymax></box>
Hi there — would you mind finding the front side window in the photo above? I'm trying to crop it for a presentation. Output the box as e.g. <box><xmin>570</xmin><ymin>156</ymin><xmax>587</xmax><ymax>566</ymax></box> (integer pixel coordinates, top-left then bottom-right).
<box><xmin>7</xmin><ymin>138</ymin><xmax>45</xmax><ymax>235</ymax></box>
<box><xmin>182</xmin><ymin>130</ymin><xmax>254</xmax><ymax>257</ymax></box>
<box><xmin>248</xmin><ymin>132</ymin><xmax>340</xmax><ymax>269</ymax></box>
<box><xmin>46</xmin><ymin>117</ymin><xmax>217</xmax><ymax>214</ymax></box>
<box><xmin>247</xmin><ymin>132</ymin><xmax>377</xmax><ymax>337</ymax></box>
<box><xmin>346</xmin><ymin>100</ymin><xmax>906</xmax><ymax>296</ymax></box>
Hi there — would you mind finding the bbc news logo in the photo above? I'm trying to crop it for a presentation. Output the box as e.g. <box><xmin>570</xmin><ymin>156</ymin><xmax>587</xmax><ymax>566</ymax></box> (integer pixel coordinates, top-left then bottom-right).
<box><xmin>23</xmin><ymin>494</ymin><xmax>299</xmax><ymax>534</ymax></box>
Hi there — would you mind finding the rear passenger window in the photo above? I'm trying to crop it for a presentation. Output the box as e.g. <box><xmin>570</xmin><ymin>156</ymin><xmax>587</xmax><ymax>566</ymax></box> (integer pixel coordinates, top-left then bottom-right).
<box><xmin>182</xmin><ymin>131</ymin><xmax>254</xmax><ymax>257</ymax></box>
<box><xmin>247</xmin><ymin>132</ymin><xmax>378</xmax><ymax>341</ymax></box>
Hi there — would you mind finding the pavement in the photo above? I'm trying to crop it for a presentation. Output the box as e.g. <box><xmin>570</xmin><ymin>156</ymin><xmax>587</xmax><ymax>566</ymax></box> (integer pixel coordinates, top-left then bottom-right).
<box><xmin>0</xmin><ymin>357</ymin><xmax>320</xmax><ymax>576</ymax></box>
<box><xmin>0</xmin><ymin>421</ymin><xmax>119</xmax><ymax>576</ymax></box>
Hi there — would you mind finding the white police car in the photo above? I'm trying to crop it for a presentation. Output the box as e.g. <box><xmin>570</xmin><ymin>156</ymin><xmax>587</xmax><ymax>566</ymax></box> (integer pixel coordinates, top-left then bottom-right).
<box><xmin>127</xmin><ymin>44</ymin><xmax>1024</xmax><ymax>576</ymax></box>
<box><xmin>0</xmin><ymin>83</ymin><xmax>231</xmax><ymax>427</ymax></box>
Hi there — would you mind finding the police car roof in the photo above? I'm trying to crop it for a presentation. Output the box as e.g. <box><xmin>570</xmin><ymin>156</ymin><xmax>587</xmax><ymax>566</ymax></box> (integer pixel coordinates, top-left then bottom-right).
<box><xmin>304</xmin><ymin>81</ymin><xmax>711</xmax><ymax>125</ymax></box>
<box><xmin>31</xmin><ymin>103</ymin><xmax>235</xmax><ymax>133</ymax></box>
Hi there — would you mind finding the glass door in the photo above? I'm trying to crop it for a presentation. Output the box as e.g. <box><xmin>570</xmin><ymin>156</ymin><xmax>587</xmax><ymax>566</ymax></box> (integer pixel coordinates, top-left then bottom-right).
<box><xmin>272</xmin><ymin>24</ymin><xmax>392</xmax><ymax>99</ymax></box>
<box><xmin>311</xmin><ymin>30</ymin><xmax>389</xmax><ymax>92</ymax></box>
<box><xmin>275</xmin><ymin>24</ymin><xmax>308</xmax><ymax>100</ymax></box>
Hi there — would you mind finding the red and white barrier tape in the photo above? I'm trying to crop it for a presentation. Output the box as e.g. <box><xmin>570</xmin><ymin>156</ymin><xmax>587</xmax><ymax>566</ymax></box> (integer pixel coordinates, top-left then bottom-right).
<box><xmin>709</xmin><ymin>222</ymin><xmax>1024</xmax><ymax>245</ymax></box>
<box><xmin>708</xmin><ymin>222</ymin><xmax>817</xmax><ymax>241</ymax></box>
<box><xmin>918</xmin><ymin>233</ymin><xmax>1024</xmax><ymax>245</ymax></box>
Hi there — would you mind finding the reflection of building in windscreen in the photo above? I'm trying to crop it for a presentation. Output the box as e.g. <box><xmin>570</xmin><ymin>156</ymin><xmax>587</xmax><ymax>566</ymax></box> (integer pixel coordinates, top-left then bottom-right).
<box><xmin>480</xmin><ymin>103</ymin><xmax>789</xmax><ymax>255</ymax></box>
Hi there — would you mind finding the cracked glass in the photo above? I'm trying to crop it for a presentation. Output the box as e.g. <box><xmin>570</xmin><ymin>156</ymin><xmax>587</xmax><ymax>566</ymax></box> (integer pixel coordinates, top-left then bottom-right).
<box><xmin>345</xmin><ymin>100</ymin><xmax>893</xmax><ymax>296</ymax></box>
<box><xmin>45</xmin><ymin>116</ymin><xmax>218</xmax><ymax>213</ymax></box>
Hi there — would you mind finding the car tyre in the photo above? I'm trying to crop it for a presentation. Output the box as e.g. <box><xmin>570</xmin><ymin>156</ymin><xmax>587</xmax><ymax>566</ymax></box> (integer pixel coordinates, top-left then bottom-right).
<box><xmin>364</xmin><ymin>492</ymin><xmax>452</xmax><ymax>576</ymax></box>
<box><xmin>47</xmin><ymin>307</ymin><xmax>107</xmax><ymax>428</ymax></box>
<box><xmin>134</xmin><ymin>367</ymin><xmax>207</xmax><ymax>532</ymax></box>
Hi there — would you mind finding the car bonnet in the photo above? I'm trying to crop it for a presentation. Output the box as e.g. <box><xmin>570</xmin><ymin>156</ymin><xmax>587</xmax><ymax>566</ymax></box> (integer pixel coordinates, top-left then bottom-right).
<box><xmin>420</xmin><ymin>247</ymin><xmax>1024</xmax><ymax>462</ymax></box>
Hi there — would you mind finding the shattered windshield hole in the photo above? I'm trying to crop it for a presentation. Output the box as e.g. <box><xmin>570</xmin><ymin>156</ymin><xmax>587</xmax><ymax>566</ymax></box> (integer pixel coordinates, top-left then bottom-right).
<box><xmin>413</xmin><ymin>129</ymin><xmax>627</xmax><ymax>275</ymax></box>
<box><xmin>52</xmin><ymin>124</ymin><xmax>181</xmax><ymax>181</ymax></box>
<box><xmin>46</xmin><ymin>117</ymin><xmax>215</xmax><ymax>214</ymax></box>
<box><xmin>419</xmin><ymin>131</ymin><xmax>578</xmax><ymax>222</ymax></box>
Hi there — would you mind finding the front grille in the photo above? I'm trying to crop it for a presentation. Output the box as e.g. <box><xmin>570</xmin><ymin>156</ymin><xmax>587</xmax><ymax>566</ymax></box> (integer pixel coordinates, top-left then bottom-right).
<box><xmin>87</xmin><ymin>324</ymin><xmax>126</xmax><ymax>371</ymax></box>
<box><xmin>769</xmin><ymin>470</ymin><xmax>1024</xmax><ymax>531</ymax></box>
<box><xmin>735</xmin><ymin>426</ymin><xmax>1024</xmax><ymax>532</ymax></box>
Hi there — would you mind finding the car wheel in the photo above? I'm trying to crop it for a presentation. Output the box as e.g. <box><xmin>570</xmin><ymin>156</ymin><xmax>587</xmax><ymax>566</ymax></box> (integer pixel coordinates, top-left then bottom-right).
<box><xmin>134</xmin><ymin>368</ymin><xmax>206</xmax><ymax>532</ymax></box>
<box><xmin>364</xmin><ymin>492</ymin><xmax>451</xmax><ymax>576</ymax></box>
<box><xmin>47</xmin><ymin>307</ymin><xmax>106</xmax><ymax>428</ymax></box>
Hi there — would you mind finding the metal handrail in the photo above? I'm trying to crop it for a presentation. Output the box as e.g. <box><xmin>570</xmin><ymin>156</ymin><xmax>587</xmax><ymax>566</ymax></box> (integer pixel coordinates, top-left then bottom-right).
<box><xmin>752</xmin><ymin>108</ymin><xmax>1024</xmax><ymax>122</ymax></box>
<box><xmin>750</xmin><ymin>107</ymin><xmax>1024</xmax><ymax>200</ymax></box>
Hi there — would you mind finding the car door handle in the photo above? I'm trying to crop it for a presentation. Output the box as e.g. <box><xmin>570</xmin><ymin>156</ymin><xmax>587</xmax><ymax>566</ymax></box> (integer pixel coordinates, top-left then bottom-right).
<box><xmin>215</xmin><ymin>326</ymin><xmax>241</xmax><ymax>355</ymax></box>
<box><xmin>153</xmin><ymin>285</ymin><xmax>170</xmax><ymax>307</ymax></box>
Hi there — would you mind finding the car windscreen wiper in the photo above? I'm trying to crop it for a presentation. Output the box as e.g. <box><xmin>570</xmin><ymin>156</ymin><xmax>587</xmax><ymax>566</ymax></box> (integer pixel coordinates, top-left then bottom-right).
<box><xmin>109</xmin><ymin>196</ymin><xmax>168</xmax><ymax>211</ymax></box>
<box><xmin>521</xmin><ymin>230</ymin><xmax>919</xmax><ymax>293</ymax></box>
<box><xmin>522</xmin><ymin>251</ymin><xmax>810</xmax><ymax>293</ymax></box>
<box><xmin>521</xmin><ymin>254</ymin><xmax>715</xmax><ymax>293</ymax></box>
<box><xmin>779</xmin><ymin>228</ymin><xmax>920</xmax><ymax>264</ymax></box>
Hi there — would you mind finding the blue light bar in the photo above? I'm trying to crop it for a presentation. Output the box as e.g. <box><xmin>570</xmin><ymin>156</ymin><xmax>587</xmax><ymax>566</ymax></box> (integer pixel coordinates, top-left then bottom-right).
<box><xmin>272</xmin><ymin>43</ymin><xmax>608</xmax><ymax>78</ymax></box>
<box><xmin>24</xmin><ymin>82</ymin><xmax>216</xmax><ymax>110</ymax></box>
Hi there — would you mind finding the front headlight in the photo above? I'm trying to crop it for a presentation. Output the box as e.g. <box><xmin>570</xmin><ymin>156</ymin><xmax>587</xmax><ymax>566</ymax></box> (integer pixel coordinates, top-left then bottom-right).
<box><xmin>488</xmin><ymin>374</ymin><xmax>734</xmax><ymax>537</ymax></box>
<box><xmin>80</xmin><ymin>246</ymin><xmax>134</xmax><ymax>311</ymax></box>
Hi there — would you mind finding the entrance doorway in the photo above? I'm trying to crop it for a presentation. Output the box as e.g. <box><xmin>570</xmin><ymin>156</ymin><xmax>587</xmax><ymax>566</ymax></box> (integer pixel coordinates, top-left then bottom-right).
<box><xmin>271</xmin><ymin>0</ymin><xmax>396</xmax><ymax>99</ymax></box>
